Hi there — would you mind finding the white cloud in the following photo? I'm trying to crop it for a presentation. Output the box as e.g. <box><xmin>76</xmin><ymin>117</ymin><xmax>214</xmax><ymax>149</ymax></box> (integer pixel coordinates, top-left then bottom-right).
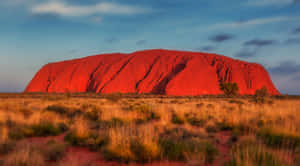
<box><xmin>247</xmin><ymin>0</ymin><xmax>294</xmax><ymax>6</ymax></box>
<box><xmin>211</xmin><ymin>16</ymin><xmax>300</xmax><ymax>29</ymax></box>
<box><xmin>31</xmin><ymin>1</ymin><xmax>150</xmax><ymax>17</ymax></box>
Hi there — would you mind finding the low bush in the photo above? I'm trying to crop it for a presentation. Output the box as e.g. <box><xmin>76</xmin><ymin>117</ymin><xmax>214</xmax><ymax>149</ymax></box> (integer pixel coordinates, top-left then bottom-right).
<box><xmin>171</xmin><ymin>114</ymin><xmax>185</xmax><ymax>125</ymax></box>
<box><xmin>134</xmin><ymin>104</ymin><xmax>160</xmax><ymax>121</ymax></box>
<box><xmin>46</xmin><ymin>104</ymin><xmax>69</xmax><ymax>115</ymax></box>
<box><xmin>85</xmin><ymin>107</ymin><xmax>102</xmax><ymax>121</ymax></box>
<box><xmin>64</xmin><ymin>132</ymin><xmax>108</xmax><ymax>151</ymax></box>
<box><xmin>217</xmin><ymin>121</ymin><xmax>234</xmax><ymax>131</ymax></box>
<box><xmin>130</xmin><ymin>140</ymin><xmax>160</xmax><ymax>163</ymax></box>
<box><xmin>100</xmin><ymin>118</ymin><xmax>125</xmax><ymax>128</ymax></box>
<box><xmin>158</xmin><ymin>128</ymin><xmax>217</xmax><ymax>163</ymax></box>
<box><xmin>220</xmin><ymin>82</ymin><xmax>239</xmax><ymax>96</ymax></box>
<box><xmin>186</xmin><ymin>117</ymin><xmax>206</xmax><ymax>127</ymax></box>
<box><xmin>205</xmin><ymin>125</ymin><xmax>218</xmax><ymax>133</ymax></box>
<box><xmin>255</xmin><ymin>86</ymin><xmax>269</xmax><ymax>98</ymax></box>
<box><xmin>159</xmin><ymin>138</ymin><xmax>218</xmax><ymax>163</ymax></box>
<box><xmin>196</xmin><ymin>103</ymin><xmax>204</xmax><ymax>108</ymax></box>
<box><xmin>9</xmin><ymin>122</ymin><xmax>65</xmax><ymax>140</ymax></box>
<box><xmin>19</xmin><ymin>108</ymin><xmax>33</xmax><ymax>119</ymax></box>
<box><xmin>29</xmin><ymin>122</ymin><xmax>63</xmax><ymax>137</ymax></box>
<box><xmin>228</xmin><ymin>100</ymin><xmax>244</xmax><ymax>105</ymax></box>
<box><xmin>257</xmin><ymin>128</ymin><xmax>300</xmax><ymax>149</ymax></box>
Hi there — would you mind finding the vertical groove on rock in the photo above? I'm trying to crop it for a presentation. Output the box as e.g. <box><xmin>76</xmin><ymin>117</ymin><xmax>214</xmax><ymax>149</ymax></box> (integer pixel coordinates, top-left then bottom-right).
<box><xmin>45</xmin><ymin>65</ymin><xmax>52</xmax><ymax>92</ymax></box>
<box><xmin>135</xmin><ymin>55</ymin><xmax>161</xmax><ymax>91</ymax></box>
<box><xmin>86</xmin><ymin>61</ymin><xmax>104</xmax><ymax>92</ymax></box>
<box><xmin>151</xmin><ymin>61</ymin><xmax>188</xmax><ymax>94</ymax></box>
<box><xmin>98</xmin><ymin>55</ymin><xmax>136</xmax><ymax>93</ymax></box>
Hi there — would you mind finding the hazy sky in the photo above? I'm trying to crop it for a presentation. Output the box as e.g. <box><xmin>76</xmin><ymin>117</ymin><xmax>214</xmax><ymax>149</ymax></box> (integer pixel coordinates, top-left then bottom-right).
<box><xmin>1</xmin><ymin>0</ymin><xmax>300</xmax><ymax>94</ymax></box>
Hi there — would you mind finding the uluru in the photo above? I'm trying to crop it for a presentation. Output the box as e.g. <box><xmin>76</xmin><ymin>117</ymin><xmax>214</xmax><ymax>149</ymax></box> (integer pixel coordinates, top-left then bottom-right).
<box><xmin>25</xmin><ymin>49</ymin><xmax>279</xmax><ymax>95</ymax></box>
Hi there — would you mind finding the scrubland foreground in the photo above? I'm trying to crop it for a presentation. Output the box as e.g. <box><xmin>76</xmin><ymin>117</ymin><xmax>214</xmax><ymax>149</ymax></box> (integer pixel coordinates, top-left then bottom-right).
<box><xmin>0</xmin><ymin>93</ymin><xmax>299</xmax><ymax>166</ymax></box>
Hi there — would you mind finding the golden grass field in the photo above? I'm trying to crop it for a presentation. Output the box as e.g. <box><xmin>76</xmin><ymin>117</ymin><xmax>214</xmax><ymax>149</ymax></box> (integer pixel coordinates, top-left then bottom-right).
<box><xmin>0</xmin><ymin>93</ymin><xmax>299</xmax><ymax>166</ymax></box>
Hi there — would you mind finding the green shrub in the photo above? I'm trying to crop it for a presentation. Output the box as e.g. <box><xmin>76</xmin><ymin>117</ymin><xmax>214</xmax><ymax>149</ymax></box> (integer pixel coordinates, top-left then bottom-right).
<box><xmin>159</xmin><ymin>128</ymin><xmax>217</xmax><ymax>163</ymax></box>
<box><xmin>67</xmin><ymin>109</ymin><xmax>83</xmax><ymax>118</ymax></box>
<box><xmin>134</xmin><ymin>104</ymin><xmax>160</xmax><ymax>121</ymax></box>
<box><xmin>86</xmin><ymin>136</ymin><xmax>109</xmax><ymax>151</ymax></box>
<box><xmin>9</xmin><ymin>122</ymin><xmax>64</xmax><ymax>140</ymax></box>
<box><xmin>57</xmin><ymin>122</ymin><xmax>69</xmax><ymax>132</ymax></box>
<box><xmin>186</xmin><ymin>117</ymin><xmax>206</xmax><ymax>127</ymax></box>
<box><xmin>100</xmin><ymin>118</ymin><xmax>125</xmax><ymax>128</ymax></box>
<box><xmin>196</xmin><ymin>103</ymin><xmax>204</xmax><ymax>108</ymax></box>
<box><xmin>85</xmin><ymin>107</ymin><xmax>102</xmax><ymax>121</ymax></box>
<box><xmin>102</xmin><ymin>146</ymin><xmax>134</xmax><ymax>163</ymax></box>
<box><xmin>171</xmin><ymin>114</ymin><xmax>184</xmax><ymax>125</ymax></box>
<box><xmin>220</xmin><ymin>82</ymin><xmax>239</xmax><ymax>96</ymax></box>
<box><xmin>217</xmin><ymin>121</ymin><xmax>234</xmax><ymax>131</ymax></box>
<box><xmin>159</xmin><ymin>138</ymin><xmax>218</xmax><ymax>163</ymax></box>
<box><xmin>228</xmin><ymin>100</ymin><xmax>244</xmax><ymax>105</ymax></box>
<box><xmin>257</xmin><ymin>128</ymin><xmax>300</xmax><ymax>149</ymax></box>
<box><xmin>19</xmin><ymin>108</ymin><xmax>33</xmax><ymax>119</ymax></box>
<box><xmin>159</xmin><ymin>138</ymin><xmax>189</xmax><ymax>160</ymax></box>
<box><xmin>64</xmin><ymin>132</ymin><xmax>108</xmax><ymax>151</ymax></box>
<box><xmin>204</xmin><ymin>141</ymin><xmax>219</xmax><ymax>163</ymax></box>
<box><xmin>64</xmin><ymin>132</ymin><xmax>85</xmax><ymax>146</ymax></box>
<box><xmin>29</xmin><ymin>122</ymin><xmax>63</xmax><ymax>137</ymax></box>
<box><xmin>44</xmin><ymin>140</ymin><xmax>66</xmax><ymax>161</ymax></box>
<box><xmin>8</xmin><ymin>126</ymin><xmax>26</xmax><ymax>140</ymax></box>
<box><xmin>46</xmin><ymin>105</ymin><xmax>69</xmax><ymax>115</ymax></box>
<box><xmin>205</xmin><ymin>125</ymin><xmax>218</xmax><ymax>133</ymax></box>
<box><xmin>129</xmin><ymin>140</ymin><xmax>160</xmax><ymax>163</ymax></box>
<box><xmin>255</xmin><ymin>86</ymin><xmax>269</xmax><ymax>97</ymax></box>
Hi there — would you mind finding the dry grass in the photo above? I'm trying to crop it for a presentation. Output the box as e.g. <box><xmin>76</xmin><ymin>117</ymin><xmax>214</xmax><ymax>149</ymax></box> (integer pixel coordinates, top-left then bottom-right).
<box><xmin>104</xmin><ymin>124</ymin><xmax>161</xmax><ymax>162</ymax></box>
<box><xmin>0</xmin><ymin>94</ymin><xmax>299</xmax><ymax>165</ymax></box>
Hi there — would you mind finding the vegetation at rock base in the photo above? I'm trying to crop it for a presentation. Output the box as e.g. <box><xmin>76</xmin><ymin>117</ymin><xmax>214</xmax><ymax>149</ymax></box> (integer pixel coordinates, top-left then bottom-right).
<box><xmin>0</xmin><ymin>93</ymin><xmax>299</xmax><ymax>165</ymax></box>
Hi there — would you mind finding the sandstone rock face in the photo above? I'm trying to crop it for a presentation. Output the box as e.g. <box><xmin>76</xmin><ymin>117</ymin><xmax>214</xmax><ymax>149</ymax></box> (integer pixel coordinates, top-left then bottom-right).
<box><xmin>25</xmin><ymin>49</ymin><xmax>280</xmax><ymax>95</ymax></box>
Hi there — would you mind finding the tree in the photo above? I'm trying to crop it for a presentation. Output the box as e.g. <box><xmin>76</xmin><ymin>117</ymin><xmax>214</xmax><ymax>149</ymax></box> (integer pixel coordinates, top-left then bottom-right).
<box><xmin>220</xmin><ymin>82</ymin><xmax>239</xmax><ymax>96</ymax></box>
<box><xmin>254</xmin><ymin>86</ymin><xmax>269</xmax><ymax>98</ymax></box>
<box><xmin>254</xmin><ymin>86</ymin><xmax>269</xmax><ymax>103</ymax></box>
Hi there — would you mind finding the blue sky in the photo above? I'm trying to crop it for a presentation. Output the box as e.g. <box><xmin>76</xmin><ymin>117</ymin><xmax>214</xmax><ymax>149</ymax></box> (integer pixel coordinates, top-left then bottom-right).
<box><xmin>1</xmin><ymin>0</ymin><xmax>300</xmax><ymax>94</ymax></box>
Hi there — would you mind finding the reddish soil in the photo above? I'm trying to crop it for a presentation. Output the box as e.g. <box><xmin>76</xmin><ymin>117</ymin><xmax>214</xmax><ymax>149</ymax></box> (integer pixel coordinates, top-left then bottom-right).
<box><xmin>209</xmin><ymin>131</ymin><xmax>232</xmax><ymax>166</ymax></box>
<box><xmin>25</xmin><ymin>49</ymin><xmax>279</xmax><ymax>96</ymax></box>
<box><xmin>9</xmin><ymin>131</ymin><xmax>233</xmax><ymax>166</ymax></box>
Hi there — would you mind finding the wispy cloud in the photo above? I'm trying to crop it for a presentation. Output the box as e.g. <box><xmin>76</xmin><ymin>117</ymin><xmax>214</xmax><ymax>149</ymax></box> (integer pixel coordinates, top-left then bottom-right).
<box><xmin>284</xmin><ymin>37</ymin><xmax>300</xmax><ymax>44</ymax></box>
<box><xmin>136</xmin><ymin>40</ymin><xmax>147</xmax><ymax>46</ymax></box>
<box><xmin>212</xmin><ymin>16</ymin><xmax>300</xmax><ymax>29</ymax></box>
<box><xmin>269</xmin><ymin>61</ymin><xmax>300</xmax><ymax>75</ymax></box>
<box><xmin>31</xmin><ymin>1</ymin><xmax>150</xmax><ymax>17</ymax></box>
<box><xmin>292</xmin><ymin>26</ymin><xmax>300</xmax><ymax>34</ymax></box>
<box><xmin>235</xmin><ymin>39</ymin><xmax>277</xmax><ymax>58</ymax></box>
<box><xmin>235</xmin><ymin>49</ymin><xmax>258</xmax><ymax>58</ymax></box>
<box><xmin>246</xmin><ymin>0</ymin><xmax>294</xmax><ymax>7</ymax></box>
<box><xmin>209</xmin><ymin>33</ymin><xmax>235</xmax><ymax>43</ymax></box>
<box><xmin>244</xmin><ymin>39</ymin><xmax>277</xmax><ymax>47</ymax></box>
